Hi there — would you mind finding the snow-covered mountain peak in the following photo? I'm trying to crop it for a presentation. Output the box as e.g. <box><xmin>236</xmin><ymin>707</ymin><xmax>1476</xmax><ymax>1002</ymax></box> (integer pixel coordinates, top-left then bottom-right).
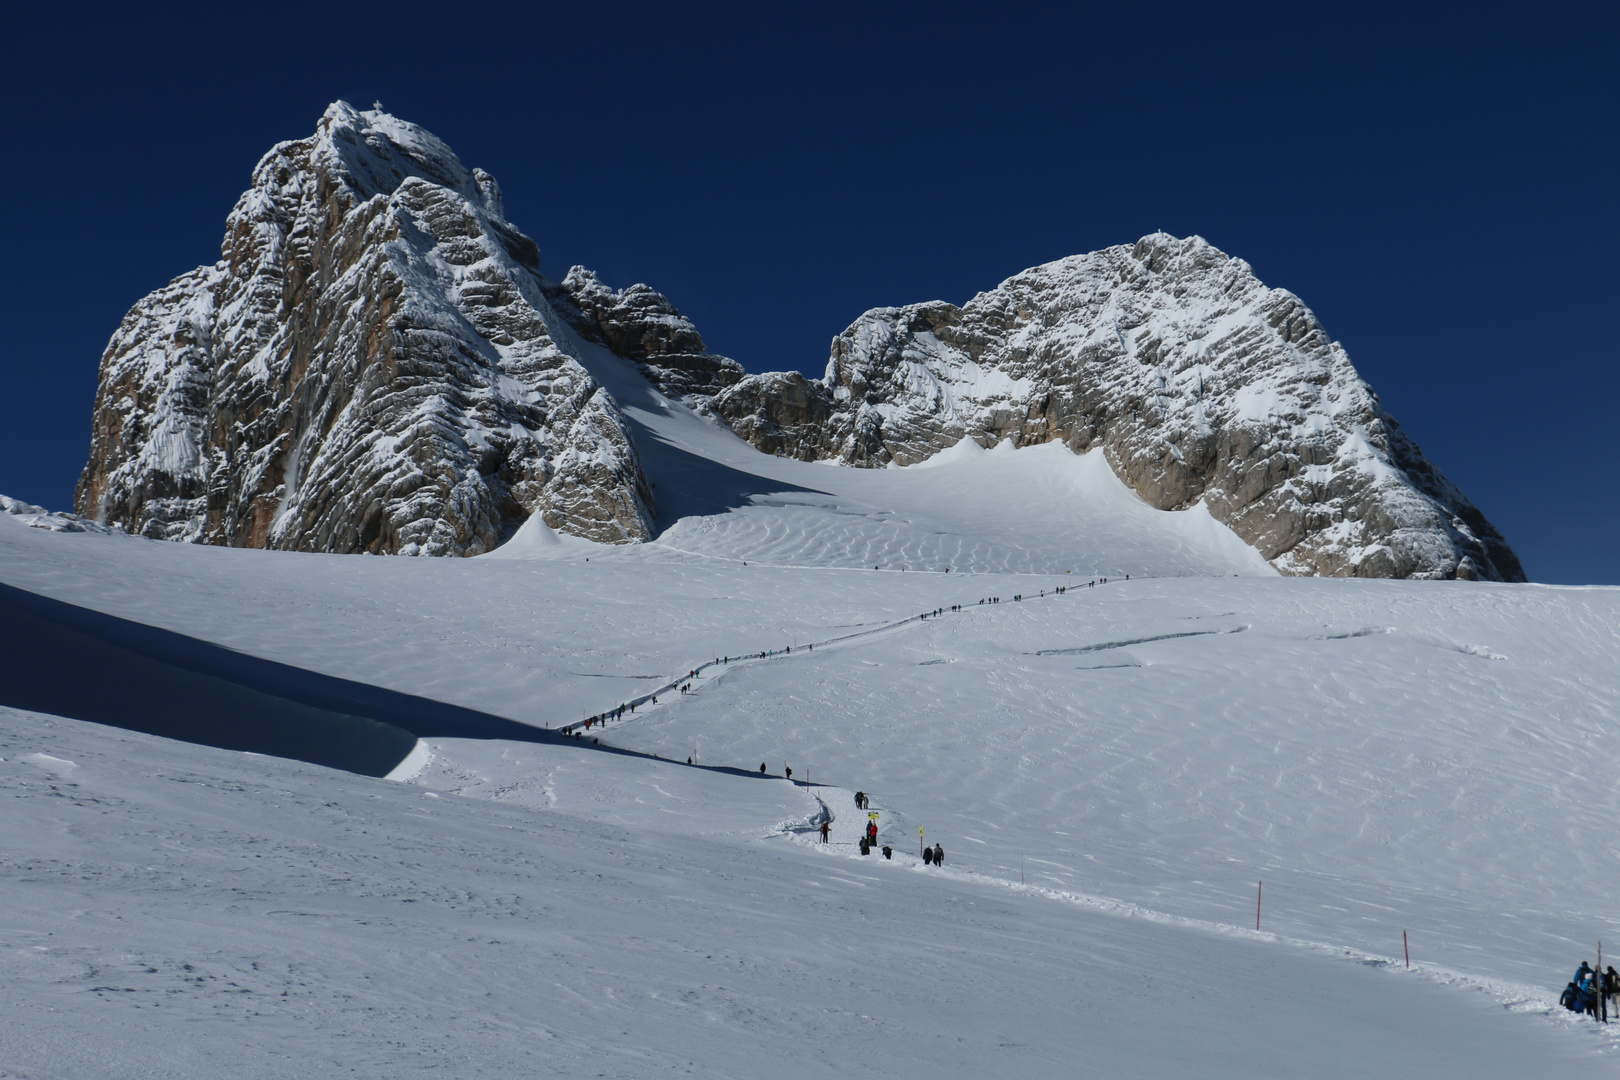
<box><xmin>77</xmin><ymin>105</ymin><xmax>652</xmax><ymax>555</ymax></box>
<box><xmin>707</xmin><ymin>232</ymin><xmax>1521</xmax><ymax>581</ymax></box>
<box><xmin>304</xmin><ymin>100</ymin><xmax>493</xmax><ymax>214</ymax></box>
<box><xmin>75</xmin><ymin>106</ymin><xmax>1518</xmax><ymax>581</ymax></box>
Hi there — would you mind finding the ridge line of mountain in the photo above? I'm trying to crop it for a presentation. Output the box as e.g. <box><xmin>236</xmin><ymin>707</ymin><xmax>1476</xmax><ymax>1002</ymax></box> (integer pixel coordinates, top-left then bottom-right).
<box><xmin>73</xmin><ymin>102</ymin><xmax>1522</xmax><ymax>581</ymax></box>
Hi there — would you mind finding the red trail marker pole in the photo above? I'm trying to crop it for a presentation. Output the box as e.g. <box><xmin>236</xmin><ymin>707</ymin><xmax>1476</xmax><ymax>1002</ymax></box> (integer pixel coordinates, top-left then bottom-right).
<box><xmin>1256</xmin><ymin>880</ymin><xmax>1262</xmax><ymax>932</ymax></box>
<box><xmin>1403</xmin><ymin>930</ymin><xmax>1409</xmax><ymax>969</ymax></box>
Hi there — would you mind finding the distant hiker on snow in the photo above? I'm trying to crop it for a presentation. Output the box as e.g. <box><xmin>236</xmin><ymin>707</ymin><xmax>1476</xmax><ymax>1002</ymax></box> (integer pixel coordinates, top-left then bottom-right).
<box><xmin>1562</xmin><ymin>982</ymin><xmax>1582</xmax><ymax>1012</ymax></box>
<box><xmin>866</xmin><ymin>820</ymin><xmax>878</xmax><ymax>845</ymax></box>
<box><xmin>1605</xmin><ymin>967</ymin><xmax>1620</xmax><ymax>1011</ymax></box>
<box><xmin>923</xmin><ymin>846</ymin><xmax>934</xmax><ymax>866</ymax></box>
<box><xmin>881</xmin><ymin>845</ymin><xmax>892</xmax><ymax>859</ymax></box>
<box><xmin>932</xmin><ymin>843</ymin><xmax>943</xmax><ymax>866</ymax></box>
<box><xmin>760</xmin><ymin>763</ymin><xmax>767</xmax><ymax>774</ymax></box>
<box><xmin>819</xmin><ymin>820</ymin><xmax>830</xmax><ymax>843</ymax></box>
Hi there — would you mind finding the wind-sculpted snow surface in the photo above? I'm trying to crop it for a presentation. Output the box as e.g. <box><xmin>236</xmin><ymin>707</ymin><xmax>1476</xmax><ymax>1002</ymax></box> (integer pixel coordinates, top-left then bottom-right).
<box><xmin>1</xmin><ymin>505</ymin><xmax>1615</xmax><ymax>1077</ymax></box>
<box><xmin>711</xmin><ymin>235</ymin><xmax>1522</xmax><ymax>581</ymax></box>
<box><xmin>76</xmin><ymin>102</ymin><xmax>653</xmax><ymax>554</ymax></box>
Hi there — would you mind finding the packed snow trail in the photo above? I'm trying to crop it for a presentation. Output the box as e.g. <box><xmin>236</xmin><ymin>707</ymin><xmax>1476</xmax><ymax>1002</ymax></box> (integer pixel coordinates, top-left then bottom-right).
<box><xmin>561</xmin><ymin>578</ymin><xmax>1112</xmax><ymax>736</ymax></box>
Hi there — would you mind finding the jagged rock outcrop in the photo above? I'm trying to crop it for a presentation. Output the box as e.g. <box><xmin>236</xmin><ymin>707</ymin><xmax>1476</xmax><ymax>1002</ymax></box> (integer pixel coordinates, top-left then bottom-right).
<box><xmin>709</xmin><ymin>235</ymin><xmax>1522</xmax><ymax>581</ymax></box>
<box><xmin>76</xmin><ymin>102</ymin><xmax>653</xmax><ymax>555</ymax></box>
<box><xmin>545</xmin><ymin>267</ymin><xmax>745</xmax><ymax>404</ymax></box>
<box><xmin>76</xmin><ymin>102</ymin><xmax>1518</xmax><ymax>580</ymax></box>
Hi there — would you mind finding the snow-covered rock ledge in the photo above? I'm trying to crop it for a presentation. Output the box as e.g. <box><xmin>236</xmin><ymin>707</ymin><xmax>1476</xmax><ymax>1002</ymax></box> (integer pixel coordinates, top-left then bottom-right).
<box><xmin>1</xmin><ymin>494</ymin><xmax>117</xmax><ymax>535</ymax></box>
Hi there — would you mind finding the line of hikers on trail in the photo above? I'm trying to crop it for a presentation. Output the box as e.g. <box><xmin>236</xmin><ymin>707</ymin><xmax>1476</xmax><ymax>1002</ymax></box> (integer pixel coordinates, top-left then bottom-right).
<box><xmin>1559</xmin><ymin>961</ymin><xmax>1619</xmax><ymax>1018</ymax></box>
<box><xmin>564</xmin><ymin>572</ymin><xmax>1128</xmax><ymax>757</ymax></box>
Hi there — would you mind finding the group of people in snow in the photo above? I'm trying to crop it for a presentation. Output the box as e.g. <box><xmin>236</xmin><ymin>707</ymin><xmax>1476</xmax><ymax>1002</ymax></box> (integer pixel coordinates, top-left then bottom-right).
<box><xmin>812</xmin><ymin>792</ymin><xmax>919</xmax><ymax>864</ymax></box>
<box><xmin>1559</xmin><ymin>961</ymin><xmax>1619</xmax><ymax>1018</ymax></box>
<box><xmin>562</xmin><ymin>576</ymin><xmax>1128</xmax><ymax>869</ymax></box>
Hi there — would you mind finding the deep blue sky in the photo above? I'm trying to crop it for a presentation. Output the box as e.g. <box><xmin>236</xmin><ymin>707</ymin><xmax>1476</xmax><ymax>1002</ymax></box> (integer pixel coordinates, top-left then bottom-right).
<box><xmin>1</xmin><ymin>4</ymin><xmax>1613</xmax><ymax>582</ymax></box>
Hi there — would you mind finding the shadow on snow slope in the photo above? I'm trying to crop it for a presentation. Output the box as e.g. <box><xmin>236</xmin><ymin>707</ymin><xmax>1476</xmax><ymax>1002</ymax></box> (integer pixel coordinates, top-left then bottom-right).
<box><xmin>635</xmin><ymin>423</ymin><xmax>834</xmax><ymax>531</ymax></box>
<box><xmin>556</xmin><ymin>327</ymin><xmax>836</xmax><ymax>534</ymax></box>
<box><xmin>0</xmin><ymin>581</ymin><xmax>546</xmax><ymax>777</ymax></box>
<box><xmin>0</xmin><ymin>581</ymin><xmax>793</xmax><ymax>783</ymax></box>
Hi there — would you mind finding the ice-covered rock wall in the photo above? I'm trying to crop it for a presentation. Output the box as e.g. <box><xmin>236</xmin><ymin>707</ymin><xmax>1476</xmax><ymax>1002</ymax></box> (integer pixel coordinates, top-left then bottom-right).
<box><xmin>707</xmin><ymin>235</ymin><xmax>1522</xmax><ymax>581</ymax></box>
<box><xmin>76</xmin><ymin>102</ymin><xmax>653</xmax><ymax>555</ymax></box>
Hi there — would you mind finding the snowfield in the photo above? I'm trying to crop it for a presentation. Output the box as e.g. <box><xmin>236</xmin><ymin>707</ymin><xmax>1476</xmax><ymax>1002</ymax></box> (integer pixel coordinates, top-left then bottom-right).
<box><xmin>3</xmin><ymin>347</ymin><xmax>1618</xmax><ymax>1077</ymax></box>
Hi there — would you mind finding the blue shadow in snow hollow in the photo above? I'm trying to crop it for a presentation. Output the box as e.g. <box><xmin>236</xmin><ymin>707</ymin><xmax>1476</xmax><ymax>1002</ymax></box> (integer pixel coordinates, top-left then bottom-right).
<box><xmin>0</xmin><ymin>580</ymin><xmax>569</xmax><ymax>777</ymax></box>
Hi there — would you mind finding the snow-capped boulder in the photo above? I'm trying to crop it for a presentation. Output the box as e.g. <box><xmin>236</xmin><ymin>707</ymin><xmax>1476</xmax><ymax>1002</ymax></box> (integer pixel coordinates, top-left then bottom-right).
<box><xmin>76</xmin><ymin>102</ymin><xmax>654</xmax><ymax>555</ymax></box>
<box><xmin>710</xmin><ymin>235</ymin><xmax>1522</xmax><ymax>581</ymax></box>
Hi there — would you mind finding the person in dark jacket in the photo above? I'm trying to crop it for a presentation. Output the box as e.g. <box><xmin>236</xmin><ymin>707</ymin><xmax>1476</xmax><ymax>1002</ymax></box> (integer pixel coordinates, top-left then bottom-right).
<box><xmin>819</xmin><ymin>820</ymin><xmax>830</xmax><ymax>843</ymax></box>
<box><xmin>1604</xmin><ymin>967</ymin><xmax>1620</xmax><ymax>1011</ymax></box>
<box><xmin>1561</xmin><ymin>982</ymin><xmax>1582</xmax><ymax>1011</ymax></box>
<box><xmin>882</xmin><ymin>845</ymin><xmax>893</xmax><ymax>859</ymax></box>
<box><xmin>932</xmin><ymin>843</ymin><xmax>944</xmax><ymax>866</ymax></box>
<box><xmin>923</xmin><ymin>846</ymin><xmax>934</xmax><ymax>866</ymax></box>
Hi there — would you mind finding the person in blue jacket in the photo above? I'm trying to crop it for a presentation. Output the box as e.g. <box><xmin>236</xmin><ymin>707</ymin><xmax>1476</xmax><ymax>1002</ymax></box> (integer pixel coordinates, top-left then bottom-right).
<box><xmin>1561</xmin><ymin>982</ymin><xmax>1582</xmax><ymax>1012</ymax></box>
<box><xmin>1575</xmin><ymin>963</ymin><xmax>1599</xmax><ymax>1016</ymax></box>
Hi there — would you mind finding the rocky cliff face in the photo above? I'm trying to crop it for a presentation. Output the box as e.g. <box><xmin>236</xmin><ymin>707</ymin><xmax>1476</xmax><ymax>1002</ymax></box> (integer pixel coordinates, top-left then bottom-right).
<box><xmin>707</xmin><ymin>235</ymin><xmax>1522</xmax><ymax>581</ymax></box>
<box><xmin>76</xmin><ymin>102</ymin><xmax>653</xmax><ymax>555</ymax></box>
<box><xmin>544</xmin><ymin>266</ymin><xmax>746</xmax><ymax>404</ymax></box>
<box><xmin>78</xmin><ymin>104</ymin><xmax>1518</xmax><ymax>580</ymax></box>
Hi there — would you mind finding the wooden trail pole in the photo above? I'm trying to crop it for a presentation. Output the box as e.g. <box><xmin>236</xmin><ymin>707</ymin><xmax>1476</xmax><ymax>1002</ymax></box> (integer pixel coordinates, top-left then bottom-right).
<box><xmin>1403</xmin><ymin>929</ymin><xmax>1409</xmax><ymax>969</ymax></box>
<box><xmin>1256</xmin><ymin>881</ymin><xmax>1262</xmax><ymax>932</ymax></box>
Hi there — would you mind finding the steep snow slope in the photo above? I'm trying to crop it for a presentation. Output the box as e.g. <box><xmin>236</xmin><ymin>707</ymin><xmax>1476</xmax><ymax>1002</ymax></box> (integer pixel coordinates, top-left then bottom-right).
<box><xmin>560</xmin><ymin>325</ymin><xmax>1274</xmax><ymax>578</ymax></box>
